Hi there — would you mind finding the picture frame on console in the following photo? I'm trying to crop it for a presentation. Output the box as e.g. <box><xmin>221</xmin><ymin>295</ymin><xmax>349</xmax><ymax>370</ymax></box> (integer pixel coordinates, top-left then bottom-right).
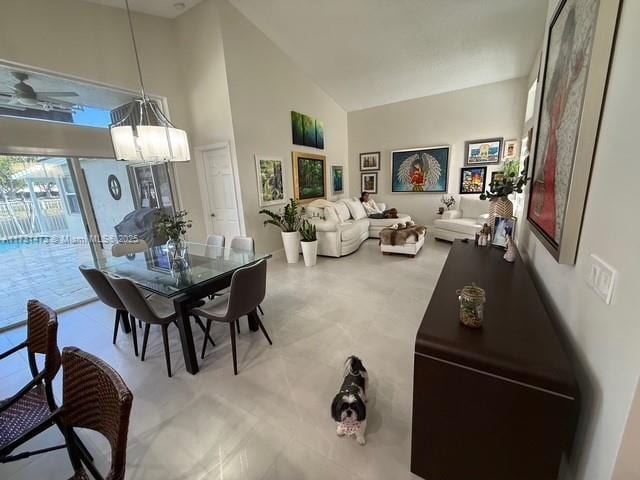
<box><xmin>361</xmin><ymin>172</ymin><xmax>378</xmax><ymax>194</ymax></box>
<box><xmin>360</xmin><ymin>152</ymin><xmax>381</xmax><ymax>171</ymax></box>
<box><xmin>391</xmin><ymin>146</ymin><xmax>449</xmax><ymax>193</ymax></box>
<box><xmin>464</xmin><ymin>138</ymin><xmax>503</xmax><ymax>165</ymax></box>
<box><xmin>526</xmin><ymin>0</ymin><xmax>621</xmax><ymax>264</ymax></box>
<box><xmin>492</xmin><ymin>216</ymin><xmax>517</xmax><ymax>249</ymax></box>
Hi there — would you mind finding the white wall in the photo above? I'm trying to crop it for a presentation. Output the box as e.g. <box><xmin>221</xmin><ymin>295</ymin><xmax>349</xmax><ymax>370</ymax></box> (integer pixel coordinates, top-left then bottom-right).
<box><xmin>347</xmin><ymin>77</ymin><xmax>527</xmax><ymax>226</ymax></box>
<box><xmin>216</xmin><ymin>0</ymin><xmax>349</xmax><ymax>252</ymax></box>
<box><xmin>517</xmin><ymin>0</ymin><xmax>640</xmax><ymax>479</ymax></box>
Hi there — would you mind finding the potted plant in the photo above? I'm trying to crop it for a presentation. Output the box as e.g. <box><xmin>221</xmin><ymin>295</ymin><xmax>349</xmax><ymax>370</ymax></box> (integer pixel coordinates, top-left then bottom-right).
<box><xmin>299</xmin><ymin>219</ymin><xmax>318</xmax><ymax>267</ymax></box>
<box><xmin>480</xmin><ymin>160</ymin><xmax>528</xmax><ymax>228</ymax></box>
<box><xmin>259</xmin><ymin>198</ymin><xmax>303</xmax><ymax>263</ymax></box>
<box><xmin>155</xmin><ymin>210</ymin><xmax>193</xmax><ymax>267</ymax></box>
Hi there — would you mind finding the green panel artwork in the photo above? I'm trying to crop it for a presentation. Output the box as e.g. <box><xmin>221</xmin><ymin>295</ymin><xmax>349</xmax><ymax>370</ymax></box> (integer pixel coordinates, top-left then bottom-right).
<box><xmin>302</xmin><ymin>114</ymin><xmax>316</xmax><ymax>148</ymax></box>
<box><xmin>315</xmin><ymin>119</ymin><xmax>324</xmax><ymax>150</ymax></box>
<box><xmin>291</xmin><ymin>111</ymin><xmax>303</xmax><ymax>145</ymax></box>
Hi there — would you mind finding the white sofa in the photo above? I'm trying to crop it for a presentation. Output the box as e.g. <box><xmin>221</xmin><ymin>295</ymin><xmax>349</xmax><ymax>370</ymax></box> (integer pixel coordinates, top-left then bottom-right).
<box><xmin>306</xmin><ymin>198</ymin><xmax>411</xmax><ymax>257</ymax></box>
<box><xmin>430</xmin><ymin>197</ymin><xmax>490</xmax><ymax>242</ymax></box>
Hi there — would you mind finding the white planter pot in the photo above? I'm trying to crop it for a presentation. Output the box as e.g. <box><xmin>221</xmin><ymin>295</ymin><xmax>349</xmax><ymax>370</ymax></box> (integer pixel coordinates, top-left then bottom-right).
<box><xmin>281</xmin><ymin>231</ymin><xmax>300</xmax><ymax>264</ymax></box>
<box><xmin>301</xmin><ymin>240</ymin><xmax>318</xmax><ymax>267</ymax></box>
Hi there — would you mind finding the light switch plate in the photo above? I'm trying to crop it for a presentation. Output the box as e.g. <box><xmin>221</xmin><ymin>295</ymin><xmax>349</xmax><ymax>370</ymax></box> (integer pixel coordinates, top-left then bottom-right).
<box><xmin>587</xmin><ymin>254</ymin><xmax>616</xmax><ymax>304</ymax></box>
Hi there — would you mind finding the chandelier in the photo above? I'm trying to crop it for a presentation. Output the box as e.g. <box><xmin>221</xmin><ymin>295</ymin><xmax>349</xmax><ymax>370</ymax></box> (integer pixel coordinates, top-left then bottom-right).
<box><xmin>110</xmin><ymin>0</ymin><xmax>190</xmax><ymax>162</ymax></box>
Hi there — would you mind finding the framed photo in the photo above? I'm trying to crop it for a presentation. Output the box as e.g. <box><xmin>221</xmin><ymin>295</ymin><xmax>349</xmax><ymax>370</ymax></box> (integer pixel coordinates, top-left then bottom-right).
<box><xmin>492</xmin><ymin>216</ymin><xmax>517</xmax><ymax>249</ymax></box>
<box><xmin>490</xmin><ymin>170</ymin><xmax>505</xmax><ymax>187</ymax></box>
<box><xmin>459</xmin><ymin>167</ymin><xmax>486</xmax><ymax>194</ymax></box>
<box><xmin>292</xmin><ymin>151</ymin><xmax>326</xmax><ymax>203</ymax></box>
<box><xmin>391</xmin><ymin>146</ymin><xmax>449</xmax><ymax>193</ymax></box>
<box><xmin>503</xmin><ymin>139</ymin><xmax>518</xmax><ymax>160</ymax></box>
<box><xmin>360</xmin><ymin>152</ymin><xmax>380</xmax><ymax>171</ymax></box>
<box><xmin>464</xmin><ymin>138</ymin><xmax>503</xmax><ymax>165</ymax></box>
<box><xmin>331</xmin><ymin>165</ymin><xmax>344</xmax><ymax>194</ymax></box>
<box><xmin>361</xmin><ymin>172</ymin><xmax>377</xmax><ymax>193</ymax></box>
<box><xmin>255</xmin><ymin>155</ymin><xmax>286</xmax><ymax>207</ymax></box>
<box><xmin>527</xmin><ymin>0</ymin><xmax>620</xmax><ymax>264</ymax></box>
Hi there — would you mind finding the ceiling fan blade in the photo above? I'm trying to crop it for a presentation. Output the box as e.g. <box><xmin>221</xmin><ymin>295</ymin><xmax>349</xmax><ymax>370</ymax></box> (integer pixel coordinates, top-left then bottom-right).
<box><xmin>0</xmin><ymin>92</ymin><xmax>12</xmax><ymax>97</ymax></box>
<box><xmin>38</xmin><ymin>91</ymin><xmax>79</xmax><ymax>97</ymax></box>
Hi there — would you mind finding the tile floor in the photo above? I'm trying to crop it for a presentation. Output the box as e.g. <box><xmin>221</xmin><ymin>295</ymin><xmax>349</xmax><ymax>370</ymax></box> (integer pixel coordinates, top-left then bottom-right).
<box><xmin>0</xmin><ymin>238</ymin><xmax>450</xmax><ymax>480</ymax></box>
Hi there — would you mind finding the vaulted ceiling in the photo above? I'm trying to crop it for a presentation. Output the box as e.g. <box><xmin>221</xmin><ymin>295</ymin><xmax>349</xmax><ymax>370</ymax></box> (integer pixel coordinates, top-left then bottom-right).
<box><xmin>81</xmin><ymin>0</ymin><xmax>203</xmax><ymax>19</ymax></box>
<box><xmin>228</xmin><ymin>0</ymin><xmax>548</xmax><ymax>111</ymax></box>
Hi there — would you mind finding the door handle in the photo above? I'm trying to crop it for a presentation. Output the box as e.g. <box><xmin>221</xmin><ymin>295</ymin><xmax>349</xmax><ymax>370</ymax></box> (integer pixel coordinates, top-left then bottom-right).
<box><xmin>210</xmin><ymin>213</ymin><xmax>216</xmax><ymax>217</ymax></box>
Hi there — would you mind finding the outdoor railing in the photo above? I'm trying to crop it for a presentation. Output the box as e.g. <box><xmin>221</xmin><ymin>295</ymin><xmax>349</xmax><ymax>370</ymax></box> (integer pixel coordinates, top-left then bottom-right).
<box><xmin>0</xmin><ymin>198</ymin><xmax>69</xmax><ymax>240</ymax></box>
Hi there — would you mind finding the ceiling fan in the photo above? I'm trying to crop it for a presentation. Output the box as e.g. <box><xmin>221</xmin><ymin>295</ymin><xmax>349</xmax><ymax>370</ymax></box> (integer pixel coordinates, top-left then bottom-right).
<box><xmin>0</xmin><ymin>71</ymin><xmax>82</xmax><ymax>113</ymax></box>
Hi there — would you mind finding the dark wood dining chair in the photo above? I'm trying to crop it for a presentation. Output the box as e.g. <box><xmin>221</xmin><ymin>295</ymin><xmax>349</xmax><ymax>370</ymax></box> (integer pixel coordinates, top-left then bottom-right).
<box><xmin>61</xmin><ymin>347</ymin><xmax>133</xmax><ymax>480</ymax></box>
<box><xmin>79</xmin><ymin>266</ymin><xmax>138</xmax><ymax>356</ymax></box>
<box><xmin>107</xmin><ymin>276</ymin><xmax>214</xmax><ymax>377</ymax></box>
<box><xmin>0</xmin><ymin>300</ymin><xmax>64</xmax><ymax>462</ymax></box>
<box><xmin>192</xmin><ymin>259</ymin><xmax>272</xmax><ymax>374</ymax></box>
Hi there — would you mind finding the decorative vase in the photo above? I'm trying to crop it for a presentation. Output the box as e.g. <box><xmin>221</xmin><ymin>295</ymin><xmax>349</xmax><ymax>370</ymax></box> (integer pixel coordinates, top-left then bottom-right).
<box><xmin>166</xmin><ymin>238</ymin><xmax>187</xmax><ymax>269</ymax></box>
<box><xmin>488</xmin><ymin>197</ymin><xmax>514</xmax><ymax>232</ymax></box>
<box><xmin>281</xmin><ymin>231</ymin><xmax>300</xmax><ymax>264</ymax></box>
<box><xmin>301</xmin><ymin>240</ymin><xmax>318</xmax><ymax>267</ymax></box>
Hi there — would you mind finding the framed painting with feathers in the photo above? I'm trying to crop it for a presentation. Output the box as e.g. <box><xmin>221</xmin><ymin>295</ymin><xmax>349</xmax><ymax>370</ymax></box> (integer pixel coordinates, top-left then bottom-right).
<box><xmin>391</xmin><ymin>146</ymin><xmax>450</xmax><ymax>193</ymax></box>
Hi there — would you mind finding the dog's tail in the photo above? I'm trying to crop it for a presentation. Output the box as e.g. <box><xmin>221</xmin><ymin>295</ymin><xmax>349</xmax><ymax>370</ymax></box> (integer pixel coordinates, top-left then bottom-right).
<box><xmin>343</xmin><ymin>355</ymin><xmax>366</xmax><ymax>377</ymax></box>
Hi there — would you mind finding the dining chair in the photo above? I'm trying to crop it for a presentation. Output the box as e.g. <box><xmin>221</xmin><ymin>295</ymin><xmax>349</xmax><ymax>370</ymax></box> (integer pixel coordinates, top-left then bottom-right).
<box><xmin>0</xmin><ymin>300</ymin><xmax>63</xmax><ymax>463</ymax></box>
<box><xmin>107</xmin><ymin>276</ymin><xmax>214</xmax><ymax>377</ymax></box>
<box><xmin>227</xmin><ymin>236</ymin><xmax>264</xmax><ymax>316</ymax></box>
<box><xmin>205</xmin><ymin>234</ymin><xmax>225</xmax><ymax>252</ymax></box>
<box><xmin>61</xmin><ymin>347</ymin><xmax>133</xmax><ymax>480</ymax></box>
<box><xmin>78</xmin><ymin>266</ymin><xmax>138</xmax><ymax>357</ymax></box>
<box><xmin>111</xmin><ymin>239</ymin><xmax>149</xmax><ymax>258</ymax></box>
<box><xmin>192</xmin><ymin>259</ymin><xmax>272</xmax><ymax>374</ymax></box>
<box><xmin>229</xmin><ymin>236</ymin><xmax>254</xmax><ymax>252</ymax></box>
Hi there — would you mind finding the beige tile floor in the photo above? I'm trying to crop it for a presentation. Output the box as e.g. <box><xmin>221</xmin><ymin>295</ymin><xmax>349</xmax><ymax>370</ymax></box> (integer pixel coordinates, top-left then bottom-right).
<box><xmin>0</xmin><ymin>238</ymin><xmax>450</xmax><ymax>480</ymax></box>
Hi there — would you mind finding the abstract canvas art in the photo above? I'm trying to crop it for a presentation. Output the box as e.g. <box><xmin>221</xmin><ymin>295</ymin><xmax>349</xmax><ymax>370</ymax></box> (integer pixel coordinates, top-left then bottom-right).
<box><xmin>391</xmin><ymin>146</ymin><xmax>449</xmax><ymax>193</ymax></box>
<box><xmin>527</xmin><ymin>0</ymin><xmax>620</xmax><ymax>263</ymax></box>
<box><xmin>459</xmin><ymin>167</ymin><xmax>486</xmax><ymax>194</ymax></box>
<box><xmin>291</xmin><ymin>111</ymin><xmax>324</xmax><ymax>150</ymax></box>
<box><xmin>292</xmin><ymin>151</ymin><xmax>326</xmax><ymax>202</ymax></box>
<box><xmin>332</xmin><ymin>165</ymin><xmax>344</xmax><ymax>194</ymax></box>
<box><xmin>255</xmin><ymin>156</ymin><xmax>285</xmax><ymax>207</ymax></box>
<box><xmin>465</xmin><ymin>138</ymin><xmax>503</xmax><ymax>165</ymax></box>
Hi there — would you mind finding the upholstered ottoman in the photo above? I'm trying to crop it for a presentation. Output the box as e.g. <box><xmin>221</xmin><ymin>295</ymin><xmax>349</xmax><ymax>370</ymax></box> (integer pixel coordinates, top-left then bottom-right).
<box><xmin>379</xmin><ymin>224</ymin><xmax>427</xmax><ymax>258</ymax></box>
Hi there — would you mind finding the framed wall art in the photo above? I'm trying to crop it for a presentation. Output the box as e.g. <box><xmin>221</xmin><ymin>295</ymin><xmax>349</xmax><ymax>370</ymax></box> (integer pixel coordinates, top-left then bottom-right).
<box><xmin>503</xmin><ymin>139</ymin><xmax>518</xmax><ymax>160</ymax></box>
<box><xmin>360</xmin><ymin>152</ymin><xmax>380</xmax><ymax>171</ymax></box>
<box><xmin>291</xmin><ymin>111</ymin><xmax>324</xmax><ymax>150</ymax></box>
<box><xmin>391</xmin><ymin>146</ymin><xmax>449</xmax><ymax>193</ymax></box>
<box><xmin>464</xmin><ymin>138</ymin><xmax>503</xmax><ymax>165</ymax></box>
<box><xmin>527</xmin><ymin>0</ymin><xmax>620</xmax><ymax>264</ymax></box>
<box><xmin>292</xmin><ymin>151</ymin><xmax>326</xmax><ymax>203</ymax></box>
<box><xmin>255</xmin><ymin>155</ymin><xmax>285</xmax><ymax>207</ymax></box>
<box><xmin>459</xmin><ymin>167</ymin><xmax>486</xmax><ymax>194</ymax></box>
<box><xmin>490</xmin><ymin>171</ymin><xmax>505</xmax><ymax>188</ymax></box>
<box><xmin>331</xmin><ymin>165</ymin><xmax>344</xmax><ymax>194</ymax></box>
<box><xmin>361</xmin><ymin>172</ymin><xmax>378</xmax><ymax>194</ymax></box>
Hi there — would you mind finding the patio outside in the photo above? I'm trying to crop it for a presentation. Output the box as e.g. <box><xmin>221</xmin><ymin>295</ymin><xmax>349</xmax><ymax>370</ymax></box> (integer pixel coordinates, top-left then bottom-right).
<box><xmin>0</xmin><ymin>156</ymin><xmax>95</xmax><ymax>330</ymax></box>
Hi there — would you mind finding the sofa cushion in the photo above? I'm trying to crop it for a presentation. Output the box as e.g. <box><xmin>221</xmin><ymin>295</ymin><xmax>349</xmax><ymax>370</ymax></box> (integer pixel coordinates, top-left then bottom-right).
<box><xmin>433</xmin><ymin>217</ymin><xmax>483</xmax><ymax>236</ymax></box>
<box><xmin>335</xmin><ymin>202</ymin><xmax>351</xmax><ymax>222</ymax></box>
<box><xmin>367</xmin><ymin>214</ymin><xmax>411</xmax><ymax>228</ymax></box>
<box><xmin>459</xmin><ymin>197</ymin><xmax>488</xmax><ymax>219</ymax></box>
<box><xmin>340</xmin><ymin>219</ymin><xmax>369</xmax><ymax>242</ymax></box>
<box><xmin>342</xmin><ymin>199</ymin><xmax>367</xmax><ymax>220</ymax></box>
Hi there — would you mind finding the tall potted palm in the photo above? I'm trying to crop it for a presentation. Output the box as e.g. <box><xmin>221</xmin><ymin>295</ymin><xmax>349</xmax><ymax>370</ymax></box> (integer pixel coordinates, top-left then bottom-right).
<box><xmin>480</xmin><ymin>160</ymin><xmax>528</xmax><ymax>230</ymax></box>
<box><xmin>260</xmin><ymin>198</ymin><xmax>303</xmax><ymax>263</ymax></box>
<box><xmin>299</xmin><ymin>219</ymin><xmax>318</xmax><ymax>267</ymax></box>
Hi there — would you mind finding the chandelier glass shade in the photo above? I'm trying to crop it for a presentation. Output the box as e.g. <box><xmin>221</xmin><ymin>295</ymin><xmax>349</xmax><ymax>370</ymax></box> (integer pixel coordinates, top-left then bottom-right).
<box><xmin>110</xmin><ymin>0</ymin><xmax>190</xmax><ymax>163</ymax></box>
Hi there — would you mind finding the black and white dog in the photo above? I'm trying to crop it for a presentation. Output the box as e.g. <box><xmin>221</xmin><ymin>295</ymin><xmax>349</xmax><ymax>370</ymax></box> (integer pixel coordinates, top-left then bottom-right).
<box><xmin>330</xmin><ymin>356</ymin><xmax>368</xmax><ymax>445</ymax></box>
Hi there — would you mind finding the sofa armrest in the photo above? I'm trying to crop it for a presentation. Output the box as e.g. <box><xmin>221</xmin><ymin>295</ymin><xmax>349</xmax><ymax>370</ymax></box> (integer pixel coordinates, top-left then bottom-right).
<box><xmin>442</xmin><ymin>209</ymin><xmax>462</xmax><ymax>220</ymax></box>
<box><xmin>309</xmin><ymin>217</ymin><xmax>339</xmax><ymax>232</ymax></box>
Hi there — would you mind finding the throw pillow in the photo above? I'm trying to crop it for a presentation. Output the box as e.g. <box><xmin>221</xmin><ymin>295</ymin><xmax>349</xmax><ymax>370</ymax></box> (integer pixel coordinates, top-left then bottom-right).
<box><xmin>335</xmin><ymin>202</ymin><xmax>352</xmax><ymax>222</ymax></box>
<box><xmin>343</xmin><ymin>199</ymin><xmax>367</xmax><ymax>220</ymax></box>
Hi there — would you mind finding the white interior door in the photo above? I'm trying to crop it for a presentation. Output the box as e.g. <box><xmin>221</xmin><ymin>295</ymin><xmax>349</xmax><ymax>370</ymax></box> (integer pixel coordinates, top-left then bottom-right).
<box><xmin>199</xmin><ymin>144</ymin><xmax>241</xmax><ymax>240</ymax></box>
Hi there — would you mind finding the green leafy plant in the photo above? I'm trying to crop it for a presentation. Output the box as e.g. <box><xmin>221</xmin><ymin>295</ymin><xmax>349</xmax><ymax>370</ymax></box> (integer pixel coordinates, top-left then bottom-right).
<box><xmin>480</xmin><ymin>160</ymin><xmax>528</xmax><ymax>201</ymax></box>
<box><xmin>259</xmin><ymin>198</ymin><xmax>303</xmax><ymax>232</ymax></box>
<box><xmin>155</xmin><ymin>210</ymin><xmax>193</xmax><ymax>241</ymax></box>
<box><xmin>299</xmin><ymin>219</ymin><xmax>317</xmax><ymax>242</ymax></box>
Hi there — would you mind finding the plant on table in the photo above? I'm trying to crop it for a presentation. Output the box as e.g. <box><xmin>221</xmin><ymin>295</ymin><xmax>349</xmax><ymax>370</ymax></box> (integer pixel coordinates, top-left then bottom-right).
<box><xmin>480</xmin><ymin>160</ymin><xmax>528</xmax><ymax>229</ymax></box>
<box><xmin>155</xmin><ymin>210</ymin><xmax>192</xmax><ymax>265</ymax></box>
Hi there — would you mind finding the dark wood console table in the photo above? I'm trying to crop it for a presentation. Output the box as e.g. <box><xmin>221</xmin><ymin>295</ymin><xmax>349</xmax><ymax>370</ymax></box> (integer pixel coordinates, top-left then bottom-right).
<box><xmin>411</xmin><ymin>240</ymin><xmax>578</xmax><ymax>480</ymax></box>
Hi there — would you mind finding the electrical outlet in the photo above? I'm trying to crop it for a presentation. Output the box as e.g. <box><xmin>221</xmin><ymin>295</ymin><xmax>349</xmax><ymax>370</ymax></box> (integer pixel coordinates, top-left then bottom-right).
<box><xmin>587</xmin><ymin>254</ymin><xmax>617</xmax><ymax>304</ymax></box>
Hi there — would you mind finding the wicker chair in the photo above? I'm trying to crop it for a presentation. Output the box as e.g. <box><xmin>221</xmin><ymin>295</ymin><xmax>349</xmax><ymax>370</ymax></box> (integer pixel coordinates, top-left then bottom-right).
<box><xmin>0</xmin><ymin>300</ymin><xmax>64</xmax><ymax>462</ymax></box>
<box><xmin>61</xmin><ymin>347</ymin><xmax>133</xmax><ymax>480</ymax></box>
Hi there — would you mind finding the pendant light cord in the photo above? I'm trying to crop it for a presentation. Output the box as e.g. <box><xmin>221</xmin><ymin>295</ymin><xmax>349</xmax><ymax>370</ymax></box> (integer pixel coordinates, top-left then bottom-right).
<box><xmin>125</xmin><ymin>0</ymin><xmax>147</xmax><ymax>100</ymax></box>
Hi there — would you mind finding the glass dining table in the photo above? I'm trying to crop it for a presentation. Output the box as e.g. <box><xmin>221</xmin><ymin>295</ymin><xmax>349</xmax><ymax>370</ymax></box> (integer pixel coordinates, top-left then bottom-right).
<box><xmin>87</xmin><ymin>242</ymin><xmax>271</xmax><ymax>375</ymax></box>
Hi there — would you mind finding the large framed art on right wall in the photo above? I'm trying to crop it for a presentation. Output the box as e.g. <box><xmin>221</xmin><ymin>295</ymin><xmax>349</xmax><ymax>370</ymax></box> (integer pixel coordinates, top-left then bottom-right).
<box><xmin>527</xmin><ymin>0</ymin><xmax>621</xmax><ymax>264</ymax></box>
